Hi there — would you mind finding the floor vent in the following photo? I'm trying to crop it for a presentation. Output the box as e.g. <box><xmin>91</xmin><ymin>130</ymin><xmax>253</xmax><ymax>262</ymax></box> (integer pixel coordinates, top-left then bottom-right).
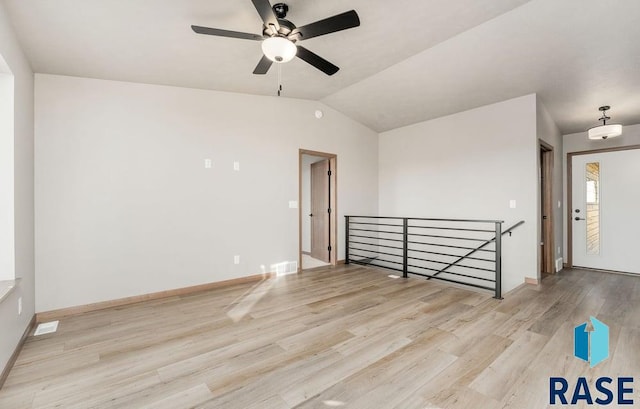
<box><xmin>556</xmin><ymin>257</ymin><xmax>564</xmax><ymax>273</ymax></box>
<box><xmin>272</xmin><ymin>261</ymin><xmax>298</xmax><ymax>276</ymax></box>
<box><xmin>34</xmin><ymin>321</ymin><xmax>59</xmax><ymax>336</ymax></box>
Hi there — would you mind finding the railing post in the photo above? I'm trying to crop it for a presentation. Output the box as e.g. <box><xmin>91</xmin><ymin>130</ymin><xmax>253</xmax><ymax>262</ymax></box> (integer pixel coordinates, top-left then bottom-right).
<box><xmin>494</xmin><ymin>222</ymin><xmax>502</xmax><ymax>299</ymax></box>
<box><xmin>344</xmin><ymin>216</ymin><xmax>350</xmax><ymax>265</ymax></box>
<box><xmin>402</xmin><ymin>218</ymin><xmax>408</xmax><ymax>278</ymax></box>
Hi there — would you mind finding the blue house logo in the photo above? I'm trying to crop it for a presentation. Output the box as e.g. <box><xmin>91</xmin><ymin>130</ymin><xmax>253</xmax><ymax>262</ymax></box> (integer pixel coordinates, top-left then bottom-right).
<box><xmin>549</xmin><ymin>318</ymin><xmax>632</xmax><ymax>405</ymax></box>
<box><xmin>574</xmin><ymin>317</ymin><xmax>609</xmax><ymax>368</ymax></box>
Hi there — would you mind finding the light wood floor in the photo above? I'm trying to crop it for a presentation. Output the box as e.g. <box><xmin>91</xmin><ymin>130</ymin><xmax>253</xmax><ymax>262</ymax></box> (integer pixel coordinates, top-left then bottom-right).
<box><xmin>1</xmin><ymin>265</ymin><xmax>639</xmax><ymax>408</ymax></box>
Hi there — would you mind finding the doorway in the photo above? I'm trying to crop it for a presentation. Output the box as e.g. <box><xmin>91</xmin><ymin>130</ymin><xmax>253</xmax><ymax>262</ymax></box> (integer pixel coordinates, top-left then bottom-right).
<box><xmin>299</xmin><ymin>150</ymin><xmax>337</xmax><ymax>270</ymax></box>
<box><xmin>568</xmin><ymin>146</ymin><xmax>640</xmax><ymax>273</ymax></box>
<box><xmin>539</xmin><ymin>141</ymin><xmax>555</xmax><ymax>275</ymax></box>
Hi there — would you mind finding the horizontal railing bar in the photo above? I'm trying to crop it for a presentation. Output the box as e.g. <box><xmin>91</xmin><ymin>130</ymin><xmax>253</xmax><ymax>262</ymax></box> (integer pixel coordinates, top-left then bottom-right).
<box><xmin>350</xmin><ymin>228</ymin><xmax>404</xmax><ymax>235</ymax></box>
<box><xmin>407</xmin><ymin>233</ymin><xmax>490</xmax><ymax>242</ymax></box>
<box><xmin>349</xmin><ymin>234</ymin><xmax>405</xmax><ymax>243</ymax></box>
<box><xmin>407</xmin><ymin>257</ymin><xmax>495</xmax><ymax>272</ymax></box>
<box><xmin>347</xmin><ymin>258</ymin><xmax>494</xmax><ymax>287</ymax></box>
<box><xmin>351</xmin><ymin>261</ymin><xmax>494</xmax><ymax>290</ymax></box>
<box><xmin>350</xmin><ymin>260</ymin><xmax>405</xmax><ymax>274</ymax></box>
<box><xmin>346</xmin><ymin>216</ymin><xmax>504</xmax><ymax>224</ymax></box>
<box><xmin>408</xmin><ymin>225</ymin><xmax>495</xmax><ymax>233</ymax></box>
<box><xmin>407</xmin><ymin>271</ymin><xmax>495</xmax><ymax>291</ymax></box>
<box><xmin>407</xmin><ymin>241</ymin><xmax>496</xmax><ymax>253</ymax></box>
<box><xmin>350</xmin><ymin>247</ymin><xmax>403</xmax><ymax>259</ymax></box>
<box><xmin>350</xmin><ymin>241</ymin><xmax>403</xmax><ymax>251</ymax></box>
<box><xmin>349</xmin><ymin>254</ymin><xmax>404</xmax><ymax>267</ymax></box>
<box><xmin>407</xmin><ymin>248</ymin><xmax>494</xmax><ymax>262</ymax></box>
<box><xmin>407</xmin><ymin>264</ymin><xmax>495</xmax><ymax>282</ymax></box>
<box><xmin>349</xmin><ymin>222</ymin><xmax>403</xmax><ymax>227</ymax></box>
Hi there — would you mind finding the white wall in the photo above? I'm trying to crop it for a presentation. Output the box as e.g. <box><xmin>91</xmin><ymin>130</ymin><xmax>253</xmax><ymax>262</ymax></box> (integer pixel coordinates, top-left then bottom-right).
<box><xmin>378</xmin><ymin>94</ymin><xmax>538</xmax><ymax>292</ymax></box>
<box><xmin>0</xmin><ymin>2</ymin><xmax>35</xmax><ymax>374</ymax></box>
<box><xmin>35</xmin><ymin>74</ymin><xmax>378</xmax><ymax>312</ymax></box>
<box><xmin>0</xmin><ymin>67</ymin><xmax>14</xmax><ymax>281</ymax></box>
<box><xmin>562</xmin><ymin>123</ymin><xmax>640</xmax><ymax>259</ymax></box>
<box><xmin>301</xmin><ymin>154</ymin><xmax>326</xmax><ymax>254</ymax></box>
<box><xmin>536</xmin><ymin>98</ymin><xmax>563</xmax><ymax>275</ymax></box>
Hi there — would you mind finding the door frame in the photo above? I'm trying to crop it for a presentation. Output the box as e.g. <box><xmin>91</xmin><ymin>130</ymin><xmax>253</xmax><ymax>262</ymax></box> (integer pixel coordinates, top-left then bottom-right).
<box><xmin>539</xmin><ymin>140</ymin><xmax>555</xmax><ymax>275</ymax></box>
<box><xmin>299</xmin><ymin>149</ymin><xmax>337</xmax><ymax>271</ymax></box>
<box><xmin>566</xmin><ymin>144</ymin><xmax>640</xmax><ymax>267</ymax></box>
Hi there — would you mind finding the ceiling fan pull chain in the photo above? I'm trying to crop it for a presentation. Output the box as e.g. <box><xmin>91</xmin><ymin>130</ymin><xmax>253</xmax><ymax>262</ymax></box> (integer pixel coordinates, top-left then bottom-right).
<box><xmin>277</xmin><ymin>63</ymin><xmax>283</xmax><ymax>96</ymax></box>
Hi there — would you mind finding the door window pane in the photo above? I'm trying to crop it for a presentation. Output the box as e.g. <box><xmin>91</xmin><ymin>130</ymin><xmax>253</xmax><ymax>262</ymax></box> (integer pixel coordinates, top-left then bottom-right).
<box><xmin>586</xmin><ymin>162</ymin><xmax>600</xmax><ymax>255</ymax></box>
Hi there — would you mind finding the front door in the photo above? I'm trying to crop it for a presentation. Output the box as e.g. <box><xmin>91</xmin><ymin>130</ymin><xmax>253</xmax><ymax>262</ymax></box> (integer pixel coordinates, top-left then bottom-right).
<box><xmin>310</xmin><ymin>159</ymin><xmax>330</xmax><ymax>262</ymax></box>
<box><xmin>571</xmin><ymin>149</ymin><xmax>640</xmax><ymax>273</ymax></box>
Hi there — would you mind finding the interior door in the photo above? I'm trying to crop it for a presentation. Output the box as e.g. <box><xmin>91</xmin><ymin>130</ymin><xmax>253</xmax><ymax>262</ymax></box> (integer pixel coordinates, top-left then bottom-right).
<box><xmin>310</xmin><ymin>159</ymin><xmax>330</xmax><ymax>262</ymax></box>
<box><xmin>571</xmin><ymin>149</ymin><xmax>640</xmax><ymax>273</ymax></box>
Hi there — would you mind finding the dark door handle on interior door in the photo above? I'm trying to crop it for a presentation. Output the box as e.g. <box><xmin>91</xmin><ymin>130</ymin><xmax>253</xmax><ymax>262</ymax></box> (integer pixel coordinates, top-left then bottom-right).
<box><xmin>574</xmin><ymin>217</ymin><xmax>585</xmax><ymax>221</ymax></box>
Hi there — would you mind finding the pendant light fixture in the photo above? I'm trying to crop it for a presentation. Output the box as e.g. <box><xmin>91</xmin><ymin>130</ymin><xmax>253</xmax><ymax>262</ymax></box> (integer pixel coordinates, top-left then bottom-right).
<box><xmin>588</xmin><ymin>106</ymin><xmax>622</xmax><ymax>140</ymax></box>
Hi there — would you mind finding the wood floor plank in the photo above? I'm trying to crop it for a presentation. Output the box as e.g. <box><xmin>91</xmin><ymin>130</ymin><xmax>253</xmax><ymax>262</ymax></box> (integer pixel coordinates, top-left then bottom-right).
<box><xmin>278</xmin><ymin>333</ymin><xmax>414</xmax><ymax>406</ymax></box>
<box><xmin>297</xmin><ymin>327</ymin><xmax>457</xmax><ymax>409</ymax></box>
<box><xmin>468</xmin><ymin>330</ymin><xmax>550</xmax><ymax>401</ymax></box>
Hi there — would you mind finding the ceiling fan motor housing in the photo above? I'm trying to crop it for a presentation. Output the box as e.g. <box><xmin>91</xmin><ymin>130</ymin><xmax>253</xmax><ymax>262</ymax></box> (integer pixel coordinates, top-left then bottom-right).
<box><xmin>263</xmin><ymin>18</ymin><xmax>296</xmax><ymax>38</ymax></box>
<box><xmin>273</xmin><ymin>3</ymin><xmax>289</xmax><ymax>19</ymax></box>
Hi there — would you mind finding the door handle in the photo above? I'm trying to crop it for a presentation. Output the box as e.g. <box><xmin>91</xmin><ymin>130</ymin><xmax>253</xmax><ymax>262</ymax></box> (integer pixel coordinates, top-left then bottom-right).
<box><xmin>309</xmin><ymin>214</ymin><xmax>313</xmax><ymax>217</ymax></box>
<box><xmin>574</xmin><ymin>217</ymin><xmax>585</xmax><ymax>221</ymax></box>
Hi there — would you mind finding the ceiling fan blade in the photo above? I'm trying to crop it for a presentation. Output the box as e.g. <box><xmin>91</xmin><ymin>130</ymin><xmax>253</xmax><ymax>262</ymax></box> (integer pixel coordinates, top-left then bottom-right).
<box><xmin>296</xmin><ymin>46</ymin><xmax>339</xmax><ymax>76</ymax></box>
<box><xmin>191</xmin><ymin>25</ymin><xmax>263</xmax><ymax>41</ymax></box>
<box><xmin>253</xmin><ymin>55</ymin><xmax>273</xmax><ymax>75</ymax></box>
<box><xmin>290</xmin><ymin>10</ymin><xmax>360</xmax><ymax>41</ymax></box>
<box><xmin>251</xmin><ymin>0</ymin><xmax>280</xmax><ymax>33</ymax></box>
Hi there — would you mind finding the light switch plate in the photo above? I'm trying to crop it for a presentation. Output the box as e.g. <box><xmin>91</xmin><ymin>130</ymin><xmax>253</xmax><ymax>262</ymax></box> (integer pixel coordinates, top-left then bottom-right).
<box><xmin>233</xmin><ymin>161</ymin><xmax>240</xmax><ymax>171</ymax></box>
<box><xmin>509</xmin><ymin>200</ymin><xmax>517</xmax><ymax>209</ymax></box>
<box><xmin>289</xmin><ymin>201</ymin><xmax>298</xmax><ymax>209</ymax></box>
<box><xmin>204</xmin><ymin>159</ymin><xmax>212</xmax><ymax>169</ymax></box>
<box><xmin>234</xmin><ymin>255</ymin><xmax>240</xmax><ymax>265</ymax></box>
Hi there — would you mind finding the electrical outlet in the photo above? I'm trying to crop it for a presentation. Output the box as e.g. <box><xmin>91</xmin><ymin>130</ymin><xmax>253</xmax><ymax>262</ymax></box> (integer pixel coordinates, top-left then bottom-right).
<box><xmin>234</xmin><ymin>255</ymin><xmax>240</xmax><ymax>265</ymax></box>
<box><xmin>18</xmin><ymin>297</ymin><xmax>22</xmax><ymax>315</ymax></box>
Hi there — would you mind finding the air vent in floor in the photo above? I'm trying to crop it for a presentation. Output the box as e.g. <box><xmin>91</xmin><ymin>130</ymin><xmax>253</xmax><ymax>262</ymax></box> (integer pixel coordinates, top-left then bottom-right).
<box><xmin>271</xmin><ymin>261</ymin><xmax>298</xmax><ymax>276</ymax></box>
<box><xmin>34</xmin><ymin>321</ymin><xmax>59</xmax><ymax>336</ymax></box>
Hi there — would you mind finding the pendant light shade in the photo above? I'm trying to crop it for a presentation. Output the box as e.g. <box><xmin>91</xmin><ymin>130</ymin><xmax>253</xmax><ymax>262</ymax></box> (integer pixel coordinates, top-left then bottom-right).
<box><xmin>588</xmin><ymin>106</ymin><xmax>622</xmax><ymax>140</ymax></box>
<box><xmin>588</xmin><ymin>124</ymin><xmax>622</xmax><ymax>140</ymax></box>
<box><xmin>261</xmin><ymin>37</ymin><xmax>297</xmax><ymax>63</ymax></box>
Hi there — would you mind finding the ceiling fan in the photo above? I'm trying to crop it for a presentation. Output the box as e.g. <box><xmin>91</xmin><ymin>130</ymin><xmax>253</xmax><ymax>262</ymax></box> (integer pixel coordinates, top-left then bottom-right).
<box><xmin>191</xmin><ymin>1</ymin><xmax>360</xmax><ymax>76</ymax></box>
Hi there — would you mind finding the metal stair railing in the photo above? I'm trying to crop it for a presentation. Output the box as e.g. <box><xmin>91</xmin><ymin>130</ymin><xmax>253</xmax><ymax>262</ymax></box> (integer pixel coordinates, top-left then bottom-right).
<box><xmin>345</xmin><ymin>216</ymin><xmax>525</xmax><ymax>299</ymax></box>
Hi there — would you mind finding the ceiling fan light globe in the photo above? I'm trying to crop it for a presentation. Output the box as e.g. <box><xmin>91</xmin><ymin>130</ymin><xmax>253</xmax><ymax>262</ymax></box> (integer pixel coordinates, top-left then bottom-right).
<box><xmin>262</xmin><ymin>37</ymin><xmax>297</xmax><ymax>63</ymax></box>
<box><xmin>588</xmin><ymin>124</ymin><xmax>622</xmax><ymax>140</ymax></box>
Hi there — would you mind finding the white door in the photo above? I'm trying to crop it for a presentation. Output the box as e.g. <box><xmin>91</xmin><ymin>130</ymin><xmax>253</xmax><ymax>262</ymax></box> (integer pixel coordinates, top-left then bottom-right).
<box><xmin>571</xmin><ymin>149</ymin><xmax>640</xmax><ymax>273</ymax></box>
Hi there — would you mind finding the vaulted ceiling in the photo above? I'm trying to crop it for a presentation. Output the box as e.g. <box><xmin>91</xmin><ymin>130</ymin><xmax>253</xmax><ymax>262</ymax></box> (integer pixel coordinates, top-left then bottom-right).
<box><xmin>4</xmin><ymin>0</ymin><xmax>640</xmax><ymax>133</ymax></box>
